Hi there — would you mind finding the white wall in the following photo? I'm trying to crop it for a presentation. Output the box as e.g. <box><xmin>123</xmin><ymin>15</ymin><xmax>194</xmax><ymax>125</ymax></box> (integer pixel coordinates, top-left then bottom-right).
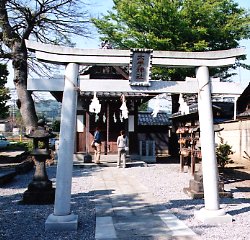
<box><xmin>215</xmin><ymin>120</ymin><xmax>250</xmax><ymax>163</ymax></box>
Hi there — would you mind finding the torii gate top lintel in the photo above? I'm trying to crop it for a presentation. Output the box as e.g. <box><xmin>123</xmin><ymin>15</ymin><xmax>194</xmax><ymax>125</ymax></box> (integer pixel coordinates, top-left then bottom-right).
<box><xmin>25</xmin><ymin>40</ymin><xmax>246</xmax><ymax>68</ymax></box>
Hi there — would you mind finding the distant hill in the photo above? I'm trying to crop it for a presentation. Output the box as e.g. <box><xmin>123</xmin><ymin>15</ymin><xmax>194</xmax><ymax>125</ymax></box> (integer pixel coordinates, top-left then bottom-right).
<box><xmin>7</xmin><ymin>89</ymin><xmax>61</xmax><ymax>122</ymax></box>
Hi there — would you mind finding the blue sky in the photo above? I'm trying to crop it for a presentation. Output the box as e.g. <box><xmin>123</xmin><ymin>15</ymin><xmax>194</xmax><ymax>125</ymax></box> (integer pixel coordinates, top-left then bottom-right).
<box><xmin>6</xmin><ymin>0</ymin><xmax>250</xmax><ymax>88</ymax></box>
<box><xmin>79</xmin><ymin>0</ymin><xmax>249</xmax><ymax>89</ymax></box>
<box><xmin>80</xmin><ymin>0</ymin><xmax>250</xmax><ymax>88</ymax></box>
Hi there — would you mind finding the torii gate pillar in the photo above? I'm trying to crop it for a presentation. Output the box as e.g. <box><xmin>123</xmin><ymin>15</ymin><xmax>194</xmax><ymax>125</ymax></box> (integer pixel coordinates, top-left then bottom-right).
<box><xmin>45</xmin><ymin>63</ymin><xmax>79</xmax><ymax>230</ymax></box>
<box><xmin>195</xmin><ymin>66</ymin><xmax>232</xmax><ymax>224</ymax></box>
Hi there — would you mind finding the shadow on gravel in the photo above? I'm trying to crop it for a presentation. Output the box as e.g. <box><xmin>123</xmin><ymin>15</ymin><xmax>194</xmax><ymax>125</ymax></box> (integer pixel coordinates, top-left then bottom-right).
<box><xmin>227</xmin><ymin>205</ymin><xmax>250</xmax><ymax>216</ymax></box>
<box><xmin>0</xmin><ymin>169</ymin><xmax>35</xmax><ymax>190</ymax></box>
<box><xmin>164</xmin><ymin>198</ymin><xmax>204</xmax><ymax>220</ymax></box>
<box><xmin>0</xmin><ymin>165</ymin><xmax>99</xmax><ymax>190</ymax></box>
<box><xmin>164</xmin><ymin>195</ymin><xmax>250</xmax><ymax>220</ymax></box>
<box><xmin>0</xmin><ymin>191</ymin><xmax>95</xmax><ymax>240</ymax></box>
<box><xmin>222</xmin><ymin>168</ymin><xmax>250</xmax><ymax>183</ymax></box>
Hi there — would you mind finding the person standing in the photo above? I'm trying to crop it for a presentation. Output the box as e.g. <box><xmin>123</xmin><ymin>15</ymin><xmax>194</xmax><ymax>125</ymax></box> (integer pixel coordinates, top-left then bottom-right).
<box><xmin>93</xmin><ymin>127</ymin><xmax>101</xmax><ymax>164</ymax></box>
<box><xmin>116</xmin><ymin>130</ymin><xmax>128</xmax><ymax>168</ymax></box>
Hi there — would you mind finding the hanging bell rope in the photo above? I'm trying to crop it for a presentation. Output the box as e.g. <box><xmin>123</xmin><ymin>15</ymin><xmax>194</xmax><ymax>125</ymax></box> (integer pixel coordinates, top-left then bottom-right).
<box><xmin>151</xmin><ymin>95</ymin><xmax>160</xmax><ymax>118</ymax></box>
<box><xmin>89</xmin><ymin>91</ymin><xmax>101</xmax><ymax>114</ymax></box>
<box><xmin>120</xmin><ymin>94</ymin><xmax>128</xmax><ymax>119</ymax></box>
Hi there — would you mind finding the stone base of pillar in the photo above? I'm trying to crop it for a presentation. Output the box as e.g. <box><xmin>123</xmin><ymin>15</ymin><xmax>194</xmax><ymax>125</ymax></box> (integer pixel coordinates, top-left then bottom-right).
<box><xmin>194</xmin><ymin>207</ymin><xmax>232</xmax><ymax>224</ymax></box>
<box><xmin>45</xmin><ymin>213</ymin><xmax>78</xmax><ymax>231</ymax></box>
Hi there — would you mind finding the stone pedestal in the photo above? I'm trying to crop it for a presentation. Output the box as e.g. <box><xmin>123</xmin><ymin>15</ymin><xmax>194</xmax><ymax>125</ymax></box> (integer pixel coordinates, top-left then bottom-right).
<box><xmin>183</xmin><ymin>169</ymin><xmax>232</xmax><ymax>199</ymax></box>
<box><xmin>23</xmin><ymin>187</ymin><xmax>55</xmax><ymax>204</ymax></box>
<box><xmin>84</xmin><ymin>154</ymin><xmax>92</xmax><ymax>163</ymax></box>
<box><xmin>23</xmin><ymin>153</ymin><xmax>55</xmax><ymax>204</ymax></box>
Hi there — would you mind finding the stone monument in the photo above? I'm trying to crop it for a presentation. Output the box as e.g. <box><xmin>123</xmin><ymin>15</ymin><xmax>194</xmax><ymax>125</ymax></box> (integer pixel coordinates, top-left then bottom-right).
<box><xmin>183</xmin><ymin>165</ymin><xmax>232</xmax><ymax>199</ymax></box>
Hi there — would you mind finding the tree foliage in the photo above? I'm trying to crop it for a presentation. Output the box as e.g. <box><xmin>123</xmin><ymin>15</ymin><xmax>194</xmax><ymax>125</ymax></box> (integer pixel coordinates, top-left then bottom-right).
<box><xmin>92</xmin><ymin>0</ymin><xmax>250</xmax><ymax>80</ymax></box>
<box><xmin>0</xmin><ymin>63</ymin><xmax>10</xmax><ymax>118</ymax></box>
<box><xmin>52</xmin><ymin>119</ymin><xmax>60</xmax><ymax>132</ymax></box>
<box><xmin>0</xmin><ymin>0</ymin><xmax>91</xmax><ymax>130</ymax></box>
<box><xmin>216</xmin><ymin>140</ymin><xmax>234</xmax><ymax>170</ymax></box>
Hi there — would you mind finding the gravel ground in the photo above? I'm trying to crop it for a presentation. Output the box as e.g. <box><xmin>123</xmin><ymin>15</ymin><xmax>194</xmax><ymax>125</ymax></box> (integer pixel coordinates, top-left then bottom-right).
<box><xmin>0</xmin><ymin>167</ymin><xmax>96</xmax><ymax>240</ymax></box>
<box><xmin>0</xmin><ymin>163</ymin><xmax>249</xmax><ymax>240</ymax></box>
<box><xmin>123</xmin><ymin>163</ymin><xmax>250</xmax><ymax>240</ymax></box>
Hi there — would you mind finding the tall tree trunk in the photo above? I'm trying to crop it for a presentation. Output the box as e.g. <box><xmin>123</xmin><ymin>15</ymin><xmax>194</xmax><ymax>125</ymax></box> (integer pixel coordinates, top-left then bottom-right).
<box><xmin>12</xmin><ymin>41</ymin><xmax>38</xmax><ymax>132</ymax></box>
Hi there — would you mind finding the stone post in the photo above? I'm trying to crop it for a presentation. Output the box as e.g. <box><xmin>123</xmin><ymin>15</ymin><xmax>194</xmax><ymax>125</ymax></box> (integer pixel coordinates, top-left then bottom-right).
<box><xmin>45</xmin><ymin>63</ymin><xmax>79</xmax><ymax>230</ymax></box>
<box><xmin>194</xmin><ymin>66</ymin><xmax>232</xmax><ymax>224</ymax></box>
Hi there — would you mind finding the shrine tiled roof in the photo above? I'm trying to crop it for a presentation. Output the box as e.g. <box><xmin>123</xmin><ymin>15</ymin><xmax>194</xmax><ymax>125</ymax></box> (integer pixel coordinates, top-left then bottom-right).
<box><xmin>138</xmin><ymin>112</ymin><xmax>171</xmax><ymax>126</ymax></box>
<box><xmin>237</xmin><ymin>109</ymin><xmax>250</xmax><ymax>118</ymax></box>
<box><xmin>171</xmin><ymin>102</ymin><xmax>234</xmax><ymax>119</ymax></box>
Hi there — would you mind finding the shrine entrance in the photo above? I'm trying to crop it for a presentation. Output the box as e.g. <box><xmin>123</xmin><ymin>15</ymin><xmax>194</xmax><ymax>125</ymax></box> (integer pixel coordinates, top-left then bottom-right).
<box><xmin>25</xmin><ymin>40</ymin><xmax>245</xmax><ymax>230</ymax></box>
<box><xmin>76</xmin><ymin>85</ymin><xmax>153</xmax><ymax>156</ymax></box>
<box><xmin>74</xmin><ymin>50</ymin><xmax>160</xmax><ymax>156</ymax></box>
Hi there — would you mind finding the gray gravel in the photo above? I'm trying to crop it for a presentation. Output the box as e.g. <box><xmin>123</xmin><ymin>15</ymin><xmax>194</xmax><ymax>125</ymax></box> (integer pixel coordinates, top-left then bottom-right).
<box><xmin>123</xmin><ymin>164</ymin><xmax>250</xmax><ymax>240</ymax></box>
<box><xmin>0</xmin><ymin>167</ymin><xmax>96</xmax><ymax>240</ymax></box>
<box><xmin>1</xmin><ymin>163</ymin><xmax>249</xmax><ymax>239</ymax></box>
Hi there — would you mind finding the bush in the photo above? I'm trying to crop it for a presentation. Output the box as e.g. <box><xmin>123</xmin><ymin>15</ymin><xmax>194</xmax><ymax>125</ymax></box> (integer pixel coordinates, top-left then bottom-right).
<box><xmin>216</xmin><ymin>141</ymin><xmax>234</xmax><ymax>170</ymax></box>
<box><xmin>7</xmin><ymin>141</ymin><xmax>32</xmax><ymax>152</ymax></box>
<box><xmin>52</xmin><ymin>120</ymin><xmax>60</xmax><ymax>132</ymax></box>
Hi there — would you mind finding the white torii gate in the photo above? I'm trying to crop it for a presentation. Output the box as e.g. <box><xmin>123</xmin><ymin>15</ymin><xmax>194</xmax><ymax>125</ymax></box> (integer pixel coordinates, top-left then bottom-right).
<box><xmin>25</xmin><ymin>40</ymin><xmax>246</xmax><ymax>230</ymax></box>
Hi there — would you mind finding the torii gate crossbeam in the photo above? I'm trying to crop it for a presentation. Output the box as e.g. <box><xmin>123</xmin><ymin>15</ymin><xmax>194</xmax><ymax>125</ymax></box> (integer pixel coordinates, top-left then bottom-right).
<box><xmin>28</xmin><ymin>77</ymin><xmax>243</xmax><ymax>95</ymax></box>
<box><xmin>25</xmin><ymin>40</ymin><xmax>246</xmax><ymax>230</ymax></box>
<box><xmin>26</xmin><ymin>40</ymin><xmax>245</xmax><ymax>68</ymax></box>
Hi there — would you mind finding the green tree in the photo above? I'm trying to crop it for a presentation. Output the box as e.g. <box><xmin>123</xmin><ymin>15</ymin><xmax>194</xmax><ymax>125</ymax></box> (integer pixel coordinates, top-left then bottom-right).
<box><xmin>0</xmin><ymin>63</ymin><xmax>10</xmax><ymax>118</ymax></box>
<box><xmin>0</xmin><ymin>0</ymin><xmax>91</xmax><ymax>131</ymax></box>
<box><xmin>52</xmin><ymin>120</ymin><xmax>60</xmax><ymax>132</ymax></box>
<box><xmin>138</xmin><ymin>101</ymin><xmax>148</xmax><ymax>112</ymax></box>
<box><xmin>92</xmin><ymin>0</ymin><xmax>250</xmax><ymax>111</ymax></box>
<box><xmin>216</xmin><ymin>140</ymin><xmax>234</xmax><ymax>170</ymax></box>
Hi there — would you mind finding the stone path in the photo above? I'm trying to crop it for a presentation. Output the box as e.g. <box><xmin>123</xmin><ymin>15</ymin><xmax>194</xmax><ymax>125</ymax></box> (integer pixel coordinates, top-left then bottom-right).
<box><xmin>92</xmin><ymin>167</ymin><xmax>199</xmax><ymax>239</ymax></box>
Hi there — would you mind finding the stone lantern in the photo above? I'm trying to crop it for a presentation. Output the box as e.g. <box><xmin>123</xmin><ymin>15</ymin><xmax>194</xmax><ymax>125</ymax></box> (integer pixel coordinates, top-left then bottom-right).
<box><xmin>23</xmin><ymin>119</ymin><xmax>56</xmax><ymax>204</ymax></box>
